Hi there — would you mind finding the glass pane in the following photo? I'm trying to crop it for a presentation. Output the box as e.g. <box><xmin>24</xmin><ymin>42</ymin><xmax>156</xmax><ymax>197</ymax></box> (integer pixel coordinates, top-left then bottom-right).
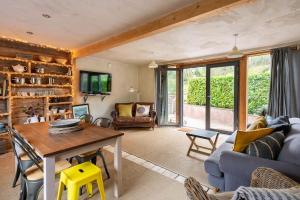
<box><xmin>80</xmin><ymin>72</ymin><xmax>88</xmax><ymax>93</ymax></box>
<box><xmin>90</xmin><ymin>75</ymin><xmax>100</xmax><ymax>94</ymax></box>
<box><xmin>167</xmin><ymin>71</ymin><xmax>177</xmax><ymax>124</ymax></box>
<box><xmin>100</xmin><ymin>74</ymin><xmax>109</xmax><ymax>93</ymax></box>
<box><xmin>183</xmin><ymin>67</ymin><xmax>206</xmax><ymax>128</ymax></box>
<box><xmin>247</xmin><ymin>54</ymin><xmax>271</xmax><ymax>124</ymax></box>
<box><xmin>210</xmin><ymin>66</ymin><xmax>235</xmax><ymax>132</ymax></box>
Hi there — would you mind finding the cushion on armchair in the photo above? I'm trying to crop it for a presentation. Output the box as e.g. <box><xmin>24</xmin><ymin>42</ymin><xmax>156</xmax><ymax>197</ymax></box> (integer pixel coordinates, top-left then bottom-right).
<box><xmin>118</xmin><ymin>104</ymin><xmax>133</xmax><ymax>117</ymax></box>
<box><xmin>136</xmin><ymin>104</ymin><xmax>150</xmax><ymax>116</ymax></box>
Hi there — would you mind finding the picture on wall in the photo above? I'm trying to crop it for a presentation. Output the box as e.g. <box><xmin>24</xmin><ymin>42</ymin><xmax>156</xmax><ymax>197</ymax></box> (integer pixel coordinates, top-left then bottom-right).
<box><xmin>72</xmin><ymin>104</ymin><xmax>90</xmax><ymax>119</ymax></box>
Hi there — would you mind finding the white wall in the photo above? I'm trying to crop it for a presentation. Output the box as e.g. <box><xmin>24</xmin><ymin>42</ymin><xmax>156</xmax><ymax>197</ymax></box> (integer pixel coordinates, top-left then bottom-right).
<box><xmin>138</xmin><ymin>66</ymin><xmax>155</xmax><ymax>102</ymax></box>
<box><xmin>76</xmin><ymin>56</ymin><xmax>140</xmax><ymax>118</ymax></box>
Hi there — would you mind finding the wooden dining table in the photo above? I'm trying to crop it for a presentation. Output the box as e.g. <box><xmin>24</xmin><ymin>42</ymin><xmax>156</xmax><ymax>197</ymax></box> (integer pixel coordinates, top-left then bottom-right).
<box><xmin>14</xmin><ymin>122</ymin><xmax>124</xmax><ymax>200</ymax></box>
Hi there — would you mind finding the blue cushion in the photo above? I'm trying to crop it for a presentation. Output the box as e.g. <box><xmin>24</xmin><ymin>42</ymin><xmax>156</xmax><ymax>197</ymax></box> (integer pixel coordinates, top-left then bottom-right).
<box><xmin>204</xmin><ymin>143</ymin><xmax>233</xmax><ymax>177</ymax></box>
<box><xmin>245</xmin><ymin>131</ymin><xmax>285</xmax><ymax>160</ymax></box>
<box><xmin>225</xmin><ymin>131</ymin><xmax>237</xmax><ymax>144</ymax></box>
<box><xmin>277</xmin><ymin>123</ymin><xmax>300</xmax><ymax>166</ymax></box>
<box><xmin>267</xmin><ymin>116</ymin><xmax>291</xmax><ymax>134</ymax></box>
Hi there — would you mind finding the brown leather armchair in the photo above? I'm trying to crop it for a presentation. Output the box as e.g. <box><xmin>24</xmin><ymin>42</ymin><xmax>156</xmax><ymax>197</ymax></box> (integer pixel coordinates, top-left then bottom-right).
<box><xmin>111</xmin><ymin>102</ymin><xmax>156</xmax><ymax>130</ymax></box>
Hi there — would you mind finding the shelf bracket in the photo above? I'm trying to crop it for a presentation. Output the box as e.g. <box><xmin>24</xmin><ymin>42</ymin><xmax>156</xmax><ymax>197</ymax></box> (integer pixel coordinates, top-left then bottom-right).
<box><xmin>100</xmin><ymin>95</ymin><xmax>107</xmax><ymax>101</ymax></box>
<box><xmin>83</xmin><ymin>95</ymin><xmax>89</xmax><ymax>103</ymax></box>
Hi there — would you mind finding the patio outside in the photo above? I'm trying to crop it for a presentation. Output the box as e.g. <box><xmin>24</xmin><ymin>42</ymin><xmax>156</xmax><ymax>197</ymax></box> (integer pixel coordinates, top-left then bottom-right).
<box><xmin>167</xmin><ymin>54</ymin><xmax>271</xmax><ymax>131</ymax></box>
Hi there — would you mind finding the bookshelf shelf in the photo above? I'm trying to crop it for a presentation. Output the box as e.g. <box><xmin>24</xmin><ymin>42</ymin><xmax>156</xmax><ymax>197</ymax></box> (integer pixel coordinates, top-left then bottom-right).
<box><xmin>0</xmin><ymin>37</ymin><xmax>74</xmax><ymax>125</ymax></box>
<box><xmin>11</xmin><ymin>84</ymin><xmax>71</xmax><ymax>88</ymax></box>
<box><xmin>0</xmin><ymin>56</ymin><xmax>72</xmax><ymax>68</ymax></box>
<box><xmin>12</xmin><ymin>95</ymin><xmax>72</xmax><ymax>99</ymax></box>
<box><xmin>49</xmin><ymin>101</ymin><xmax>73</xmax><ymax>105</ymax></box>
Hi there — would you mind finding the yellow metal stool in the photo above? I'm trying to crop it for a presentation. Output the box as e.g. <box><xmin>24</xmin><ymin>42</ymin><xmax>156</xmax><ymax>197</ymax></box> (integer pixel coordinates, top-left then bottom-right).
<box><xmin>57</xmin><ymin>162</ymin><xmax>106</xmax><ymax>200</ymax></box>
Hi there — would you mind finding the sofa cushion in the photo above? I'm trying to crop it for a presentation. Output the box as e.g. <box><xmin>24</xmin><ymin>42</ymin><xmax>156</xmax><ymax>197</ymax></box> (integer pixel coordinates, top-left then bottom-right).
<box><xmin>205</xmin><ymin>143</ymin><xmax>233</xmax><ymax>177</ymax></box>
<box><xmin>277</xmin><ymin>122</ymin><xmax>300</xmax><ymax>166</ymax></box>
<box><xmin>247</xmin><ymin>116</ymin><xmax>267</xmax><ymax>131</ymax></box>
<box><xmin>134</xmin><ymin>117</ymin><xmax>153</xmax><ymax>123</ymax></box>
<box><xmin>136</xmin><ymin>104</ymin><xmax>150</xmax><ymax>117</ymax></box>
<box><xmin>115</xmin><ymin>116</ymin><xmax>153</xmax><ymax>124</ymax></box>
<box><xmin>245</xmin><ymin>131</ymin><xmax>285</xmax><ymax>160</ymax></box>
<box><xmin>118</xmin><ymin>104</ymin><xmax>133</xmax><ymax>117</ymax></box>
<box><xmin>115</xmin><ymin>117</ymin><xmax>134</xmax><ymax>123</ymax></box>
<box><xmin>233</xmin><ymin>128</ymin><xmax>274</xmax><ymax>152</ymax></box>
<box><xmin>267</xmin><ymin>115</ymin><xmax>291</xmax><ymax>134</ymax></box>
<box><xmin>225</xmin><ymin>131</ymin><xmax>237</xmax><ymax>144</ymax></box>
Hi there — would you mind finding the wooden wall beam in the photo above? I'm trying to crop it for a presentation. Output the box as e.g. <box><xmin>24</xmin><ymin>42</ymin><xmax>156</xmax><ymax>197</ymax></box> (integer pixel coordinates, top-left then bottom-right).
<box><xmin>239</xmin><ymin>56</ymin><xmax>248</xmax><ymax>130</ymax></box>
<box><xmin>74</xmin><ymin>0</ymin><xmax>248</xmax><ymax>58</ymax></box>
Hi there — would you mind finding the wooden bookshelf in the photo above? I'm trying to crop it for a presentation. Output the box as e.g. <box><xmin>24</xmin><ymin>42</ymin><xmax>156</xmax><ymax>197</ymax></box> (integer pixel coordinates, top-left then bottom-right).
<box><xmin>0</xmin><ymin>37</ymin><xmax>74</xmax><ymax>125</ymax></box>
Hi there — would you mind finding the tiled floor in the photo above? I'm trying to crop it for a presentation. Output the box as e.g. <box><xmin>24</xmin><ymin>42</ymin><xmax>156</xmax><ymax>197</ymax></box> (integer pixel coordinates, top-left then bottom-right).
<box><xmin>104</xmin><ymin>145</ymin><xmax>192</xmax><ymax>186</ymax></box>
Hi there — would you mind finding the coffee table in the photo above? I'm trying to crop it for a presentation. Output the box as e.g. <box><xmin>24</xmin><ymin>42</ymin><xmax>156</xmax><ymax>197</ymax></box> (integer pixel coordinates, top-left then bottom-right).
<box><xmin>186</xmin><ymin>129</ymin><xmax>220</xmax><ymax>156</ymax></box>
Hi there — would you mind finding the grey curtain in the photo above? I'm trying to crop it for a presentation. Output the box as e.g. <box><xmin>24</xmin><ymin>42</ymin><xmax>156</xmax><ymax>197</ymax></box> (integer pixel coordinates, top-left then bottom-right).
<box><xmin>268</xmin><ymin>48</ymin><xmax>300</xmax><ymax>117</ymax></box>
<box><xmin>155</xmin><ymin>66</ymin><xmax>168</xmax><ymax>125</ymax></box>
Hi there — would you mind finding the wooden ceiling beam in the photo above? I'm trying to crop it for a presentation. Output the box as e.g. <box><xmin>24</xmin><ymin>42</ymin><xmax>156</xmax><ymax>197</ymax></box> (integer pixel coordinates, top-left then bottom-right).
<box><xmin>74</xmin><ymin>0</ymin><xmax>249</xmax><ymax>58</ymax></box>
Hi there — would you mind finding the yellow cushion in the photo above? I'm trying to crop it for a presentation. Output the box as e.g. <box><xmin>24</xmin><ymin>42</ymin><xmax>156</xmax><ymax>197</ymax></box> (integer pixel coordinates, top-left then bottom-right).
<box><xmin>233</xmin><ymin>128</ymin><xmax>273</xmax><ymax>152</ymax></box>
<box><xmin>118</xmin><ymin>104</ymin><xmax>133</xmax><ymax>117</ymax></box>
<box><xmin>247</xmin><ymin>116</ymin><xmax>267</xmax><ymax>131</ymax></box>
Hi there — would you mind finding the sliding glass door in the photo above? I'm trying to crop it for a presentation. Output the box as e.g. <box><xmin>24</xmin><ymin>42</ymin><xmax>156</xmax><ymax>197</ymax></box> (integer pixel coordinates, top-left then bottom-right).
<box><xmin>156</xmin><ymin>67</ymin><xmax>181</xmax><ymax>126</ymax></box>
<box><xmin>182</xmin><ymin>61</ymin><xmax>239</xmax><ymax>133</ymax></box>
<box><xmin>156</xmin><ymin>62</ymin><xmax>239</xmax><ymax>132</ymax></box>
<box><xmin>183</xmin><ymin>67</ymin><xmax>206</xmax><ymax>128</ymax></box>
<box><xmin>166</xmin><ymin>70</ymin><xmax>178</xmax><ymax>125</ymax></box>
<box><xmin>206</xmin><ymin>62</ymin><xmax>239</xmax><ymax>133</ymax></box>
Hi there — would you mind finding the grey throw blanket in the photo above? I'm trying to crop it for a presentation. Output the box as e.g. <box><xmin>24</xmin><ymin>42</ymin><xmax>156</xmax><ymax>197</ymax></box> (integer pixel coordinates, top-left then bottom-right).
<box><xmin>232</xmin><ymin>186</ymin><xmax>300</xmax><ymax>200</ymax></box>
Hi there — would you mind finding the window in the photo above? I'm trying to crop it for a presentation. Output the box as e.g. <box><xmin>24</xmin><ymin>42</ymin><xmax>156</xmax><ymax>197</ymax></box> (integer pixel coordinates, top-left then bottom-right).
<box><xmin>247</xmin><ymin>54</ymin><xmax>271</xmax><ymax>124</ymax></box>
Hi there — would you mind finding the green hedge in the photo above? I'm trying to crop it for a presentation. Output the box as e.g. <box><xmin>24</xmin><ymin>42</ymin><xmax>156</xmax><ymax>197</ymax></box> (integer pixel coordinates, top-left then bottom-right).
<box><xmin>186</xmin><ymin>73</ymin><xmax>270</xmax><ymax>114</ymax></box>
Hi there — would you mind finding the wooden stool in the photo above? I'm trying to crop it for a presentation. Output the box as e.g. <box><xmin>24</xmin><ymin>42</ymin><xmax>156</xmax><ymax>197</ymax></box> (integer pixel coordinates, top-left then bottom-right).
<box><xmin>57</xmin><ymin>162</ymin><xmax>106</xmax><ymax>200</ymax></box>
<box><xmin>186</xmin><ymin>129</ymin><xmax>220</xmax><ymax>156</ymax></box>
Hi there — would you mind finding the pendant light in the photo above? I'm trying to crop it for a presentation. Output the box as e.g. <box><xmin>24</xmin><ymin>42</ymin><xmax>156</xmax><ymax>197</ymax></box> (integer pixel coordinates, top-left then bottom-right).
<box><xmin>227</xmin><ymin>33</ymin><xmax>243</xmax><ymax>58</ymax></box>
<box><xmin>148</xmin><ymin>60</ymin><xmax>158</xmax><ymax>69</ymax></box>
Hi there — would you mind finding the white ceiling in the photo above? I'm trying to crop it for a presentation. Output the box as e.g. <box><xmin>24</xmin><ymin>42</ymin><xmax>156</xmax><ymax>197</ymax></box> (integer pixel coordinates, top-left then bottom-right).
<box><xmin>0</xmin><ymin>0</ymin><xmax>196</xmax><ymax>48</ymax></box>
<box><xmin>94</xmin><ymin>0</ymin><xmax>300</xmax><ymax>65</ymax></box>
<box><xmin>1</xmin><ymin>0</ymin><xmax>300</xmax><ymax>65</ymax></box>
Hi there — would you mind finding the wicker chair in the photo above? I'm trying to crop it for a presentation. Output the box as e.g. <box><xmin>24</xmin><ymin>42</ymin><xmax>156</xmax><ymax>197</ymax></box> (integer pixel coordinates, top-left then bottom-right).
<box><xmin>184</xmin><ymin>167</ymin><xmax>299</xmax><ymax>200</ymax></box>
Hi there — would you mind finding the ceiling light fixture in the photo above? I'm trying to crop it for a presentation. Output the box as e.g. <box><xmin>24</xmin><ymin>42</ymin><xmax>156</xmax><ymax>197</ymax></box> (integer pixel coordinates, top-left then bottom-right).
<box><xmin>26</xmin><ymin>31</ymin><xmax>34</xmax><ymax>35</ymax></box>
<box><xmin>42</xmin><ymin>13</ymin><xmax>51</xmax><ymax>19</ymax></box>
<box><xmin>227</xmin><ymin>33</ymin><xmax>243</xmax><ymax>58</ymax></box>
<box><xmin>148</xmin><ymin>60</ymin><xmax>158</xmax><ymax>69</ymax></box>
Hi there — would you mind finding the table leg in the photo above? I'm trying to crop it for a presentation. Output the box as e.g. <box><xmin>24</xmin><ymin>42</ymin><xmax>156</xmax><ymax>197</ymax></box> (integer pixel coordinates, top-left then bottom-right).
<box><xmin>187</xmin><ymin>136</ymin><xmax>195</xmax><ymax>156</ymax></box>
<box><xmin>114</xmin><ymin>137</ymin><xmax>122</xmax><ymax>198</ymax></box>
<box><xmin>43</xmin><ymin>156</ymin><xmax>55</xmax><ymax>200</ymax></box>
<box><xmin>212</xmin><ymin>133</ymin><xmax>220</xmax><ymax>152</ymax></box>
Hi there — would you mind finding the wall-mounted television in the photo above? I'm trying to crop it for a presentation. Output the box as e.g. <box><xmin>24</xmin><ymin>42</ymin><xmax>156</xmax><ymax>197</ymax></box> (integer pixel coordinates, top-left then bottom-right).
<box><xmin>80</xmin><ymin>71</ymin><xmax>112</xmax><ymax>95</ymax></box>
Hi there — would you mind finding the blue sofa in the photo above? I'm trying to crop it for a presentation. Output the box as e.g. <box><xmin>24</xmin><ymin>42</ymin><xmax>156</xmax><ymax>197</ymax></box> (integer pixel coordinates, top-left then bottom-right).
<box><xmin>204</xmin><ymin>118</ymin><xmax>300</xmax><ymax>191</ymax></box>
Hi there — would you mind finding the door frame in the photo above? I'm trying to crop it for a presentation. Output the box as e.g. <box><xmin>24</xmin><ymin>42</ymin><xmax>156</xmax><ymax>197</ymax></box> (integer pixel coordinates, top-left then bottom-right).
<box><xmin>206</xmin><ymin>61</ymin><xmax>240</xmax><ymax>134</ymax></box>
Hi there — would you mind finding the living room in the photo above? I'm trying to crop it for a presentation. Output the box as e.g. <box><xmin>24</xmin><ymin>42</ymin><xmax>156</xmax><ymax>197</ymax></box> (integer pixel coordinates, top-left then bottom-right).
<box><xmin>0</xmin><ymin>0</ymin><xmax>300</xmax><ymax>200</ymax></box>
